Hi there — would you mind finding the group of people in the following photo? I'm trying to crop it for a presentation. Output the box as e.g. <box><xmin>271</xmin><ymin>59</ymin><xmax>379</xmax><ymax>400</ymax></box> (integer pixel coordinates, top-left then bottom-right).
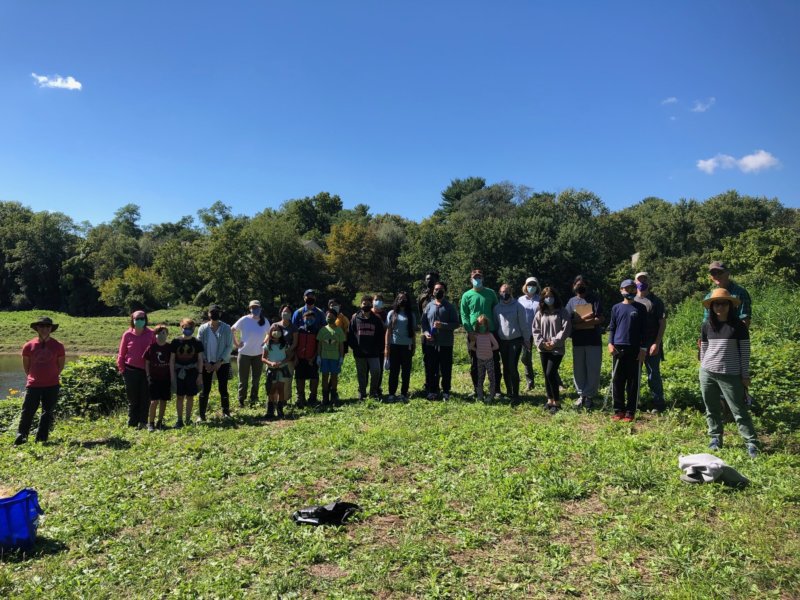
<box><xmin>12</xmin><ymin>261</ymin><xmax>758</xmax><ymax>457</ymax></box>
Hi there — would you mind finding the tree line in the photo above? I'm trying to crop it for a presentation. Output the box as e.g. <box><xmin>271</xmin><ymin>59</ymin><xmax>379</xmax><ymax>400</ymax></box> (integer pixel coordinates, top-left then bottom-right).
<box><xmin>1</xmin><ymin>181</ymin><xmax>798</xmax><ymax>317</ymax></box>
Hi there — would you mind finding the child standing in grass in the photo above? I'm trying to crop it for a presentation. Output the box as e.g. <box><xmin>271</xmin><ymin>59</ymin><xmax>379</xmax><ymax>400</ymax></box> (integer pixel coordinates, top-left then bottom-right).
<box><xmin>170</xmin><ymin>318</ymin><xmax>204</xmax><ymax>428</ymax></box>
<box><xmin>317</xmin><ymin>309</ymin><xmax>346</xmax><ymax>408</ymax></box>
<box><xmin>262</xmin><ymin>323</ymin><xmax>289</xmax><ymax>420</ymax></box>
<box><xmin>144</xmin><ymin>324</ymin><xmax>173</xmax><ymax>431</ymax></box>
<box><xmin>468</xmin><ymin>314</ymin><xmax>498</xmax><ymax>402</ymax></box>
<box><xmin>533</xmin><ymin>287</ymin><xmax>572</xmax><ymax>414</ymax></box>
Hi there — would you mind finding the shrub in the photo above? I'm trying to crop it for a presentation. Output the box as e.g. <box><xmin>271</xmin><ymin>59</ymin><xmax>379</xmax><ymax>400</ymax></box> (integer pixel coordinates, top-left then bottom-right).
<box><xmin>59</xmin><ymin>356</ymin><xmax>126</xmax><ymax>418</ymax></box>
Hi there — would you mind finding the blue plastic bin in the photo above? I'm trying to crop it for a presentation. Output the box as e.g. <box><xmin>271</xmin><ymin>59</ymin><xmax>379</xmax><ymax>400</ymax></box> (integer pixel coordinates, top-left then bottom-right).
<box><xmin>0</xmin><ymin>488</ymin><xmax>44</xmax><ymax>551</ymax></box>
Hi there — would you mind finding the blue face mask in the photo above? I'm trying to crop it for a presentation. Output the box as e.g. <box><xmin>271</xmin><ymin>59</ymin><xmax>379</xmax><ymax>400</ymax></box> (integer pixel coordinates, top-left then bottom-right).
<box><xmin>472</xmin><ymin>278</ymin><xmax>483</xmax><ymax>288</ymax></box>
<box><xmin>527</xmin><ymin>286</ymin><xmax>537</xmax><ymax>294</ymax></box>
<box><xmin>304</xmin><ymin>319</ymin><xmax>314</xmax><ymax>327</ymax></box>
<box><xmin>182</xmin><ymin>327</ymin><xmax>194</xmax><ymax>336</ymax></box>
<box><xmin>543</xmin><ymin>297</ymin><xmax>555</xmax><ymax>306</ymax></box>
<box><xmin>250</xmin><ymin>307</ymin><xmax>261</xmax><ymax>316</ymax></box>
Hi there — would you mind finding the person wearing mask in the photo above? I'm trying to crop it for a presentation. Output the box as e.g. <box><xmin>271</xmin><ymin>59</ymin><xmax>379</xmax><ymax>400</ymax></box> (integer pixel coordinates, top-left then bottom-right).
<box><xmin>170</xmin><ymin>318</ymin><xmax>204</xmax><ymax>428</ymax></box>
<box><xmin>518</xmin><ymin>276</ymin><xmax>541</xmax><ymax>392</ymax></box>
<box><xmin>277</xmin><ymin>304</ymin><xmax>298</xmax><ymax>405</ymax></box>
<box><xmin>348</xmin><ymin>295</ymin><xmax>385</xmax><ymax>401</ymax></box>
<box><xmin>459</xmin><ymin>268</ymin><xmax>503</xmax><ymax>398</ymax></box>
<box><xmin>117</xmin><ymin>310</ymin><xmax>155</xmax><ymax>429</ymax></box>
<box><xmin>421</xmin><ymin>282</ymin><xmax>459</xmax><ymax>400</ymax></box>
<box><xmin>144</xmin><ymin>324</ymin><xmax>173</xmax><ymax>431</ymax></box>
<box><xmin>468</xmin><ymin>315</ymin><xmax>499</xmax><ymax>402</ymax></box>
<box><xmin>417</xmin><ymin>271</ymin><xmax>440</xmax><ymax>397</ymax></box>
<box><xmin>232</xmin><ymin>300</ymin><xmax>270</xmax><ymax>408</ymax></box>
<box><xmin>565</xmin><ymin>275</ymin><xmax>605</xmax><ymax>410</ymax></box>
<box><xmin>197</xmin><ymin>304</ymin><xmax>234</xmax><ymax>420</ymax></box>
<box><xmin>372</xmin><ymin>292</ymin><xmax>389</xmax><ymax>397</ymax></box>
<box><xmin>384</xmin><ymin>292</ymin><xmax>416</xmax><ymax>402</ymax></box>
<box><xmin>532</xmin><ymin>288</ymin><xmax>572</xmax><ymax>414</ymax></box>
<box><xmin>607</xmin><ymin>280</ymin><xmax>647</xmax><ymax>422</ymax></box>
<box><xmin>699</xmin><ymin>289</ymin><xmax>758</xmax><ymax>458</ymax></box>
<box><xmin>633</xmin><ymin>272</ymin><xmax>668</xmax><ymax>414</ymax></box>
<box><xmin>494</xmin><ymin>283</ymin><xmax>531</xmax><ymax>401</ymax></box>
<box><xmin>704</xmin><ymin>261</ymin><xmax>752</xmax><ymax>327</ymax></box>
<box><xmin>262</xmin><ymin>323</ymin><xmax>290</xmax><ymax>420</ymax></box>
<box><xmin>14</xmin><ymin>317</ymin><xmax>66</xmax><ymax>445</ymax></box>
<box><xmin>294</xmin><ymin>310</ymin><xmax>320</xmax><ymax>408</ymax></box>
<box><xmin>292</xmin><ymin>289</ymin><xmax>325</xmax><ymax>333</ymax></box>
<box><xmin>317</xmin><ymin>309</ymin><xmax>346</xmax><ymax>408</ymax></box>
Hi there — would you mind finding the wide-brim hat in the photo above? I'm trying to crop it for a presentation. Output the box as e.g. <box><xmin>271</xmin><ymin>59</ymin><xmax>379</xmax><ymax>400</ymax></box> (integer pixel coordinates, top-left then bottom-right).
<box><xmin>30</xmin><ymin>316</ymin><xmax>59</xmax><ymax>332</ymax></box>
<box><xmin>702</xmin><ymin>288</ymin><xmax>741</xmax><ymax>308</ymax></box>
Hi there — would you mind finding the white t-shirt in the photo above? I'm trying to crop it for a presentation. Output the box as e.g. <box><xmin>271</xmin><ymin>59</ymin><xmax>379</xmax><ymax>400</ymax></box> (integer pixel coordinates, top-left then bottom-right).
<box><xmin>233</xmin><ymin>315</ymin><xmax>271</xmax><ymax>356</ymax></box>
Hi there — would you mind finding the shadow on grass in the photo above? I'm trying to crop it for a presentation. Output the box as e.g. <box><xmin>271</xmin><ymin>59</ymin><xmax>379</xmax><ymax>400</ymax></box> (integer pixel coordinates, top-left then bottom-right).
<box><xmin>0</xmin><ymin>536</ymin><xmax>68</xmax><ymax>563</ymax></box>
<box><xmin>69</xmin><ymin>436</ymin><xmax>131</xmax><ymax>450</ymax></box>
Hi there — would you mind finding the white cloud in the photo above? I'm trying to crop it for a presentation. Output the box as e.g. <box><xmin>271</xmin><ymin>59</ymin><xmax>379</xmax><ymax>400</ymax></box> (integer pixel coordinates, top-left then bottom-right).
<box><xmin>691</xmin><ymin>97</ymin><xmax>715</xmax><ymax>112</ymax></box>
<box><xmin>31</xmin><ymin>72</ymin><xmax>82</xmax><ymax>91</ymax></box>
<box><xmin>661</xmin><ymin>96</ymin><xmax>678</xmax><ymax>105</ymax></box>
<box><xmin>697</xmin><ymin>149</ymin><xmax>780</xmax><ymax>174</ymax></box>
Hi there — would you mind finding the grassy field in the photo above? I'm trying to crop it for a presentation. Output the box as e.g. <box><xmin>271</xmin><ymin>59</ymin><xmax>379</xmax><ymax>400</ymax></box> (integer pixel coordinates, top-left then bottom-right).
<box><xmin>0</xmin><ymin>307</ymin><xmax>205</xmax><ymax>354</ymax></box>
<box><xmin>2</xmin><ymin>334</ymin><xmax>799</xmax><ymax>599</ymax></box>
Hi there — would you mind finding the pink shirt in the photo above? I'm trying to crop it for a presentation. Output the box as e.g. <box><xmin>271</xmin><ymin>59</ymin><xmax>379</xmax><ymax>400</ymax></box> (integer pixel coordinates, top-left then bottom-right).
<box><xmin>22</xmin><ymin>337</ymin><xmax>66</xmax><ymax>387</ymax></box>
<box><xmin>474</xmin><ymin>332</ymin><xmax>498</xmax><ymax>360</ymax></box>
<box><xmin>117</xmin><ymin>328</ymin><xmax>155</xmax><ymax>372</ymax></box>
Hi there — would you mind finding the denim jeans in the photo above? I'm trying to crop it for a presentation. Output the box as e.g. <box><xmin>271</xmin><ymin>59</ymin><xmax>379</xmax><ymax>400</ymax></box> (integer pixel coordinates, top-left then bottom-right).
<box><xmin>644</xmin><ymin>353</ymin><xmax>665</xmax><ymax>410</ymax></box>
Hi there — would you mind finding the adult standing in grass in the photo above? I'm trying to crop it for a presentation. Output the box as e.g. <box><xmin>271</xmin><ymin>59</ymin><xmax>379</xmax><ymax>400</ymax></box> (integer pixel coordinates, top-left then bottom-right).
<box><xmin>277</xmin><ymin>305</ymin><xmax>298</xmax><ymax>404</ymax></box>
<box><xmin>532</xmin><ymin>288</ymin><xmax>572</xmax><ymax>414</ymax></box>
<box><xmin>294</xmin><ymin>310</ymin><xmax>320</xmax><ymax>408</ymax></box>
<box><xmin>232</xmin><ymin>300</ymin><xmax>270</xmax><ymax>408</ymax></box>
<box><xmin>144</xmin><ymin>324</ymin><xmax>173</xmax><ymax>431</ymax></box>
<box><xmin>494</xmin><ymin>283</ymin><xmax>530</xmax><ymax>401</ymax></box>
<box><xmin>460</xmin><ymin>269</ymin><xmax>503</xmax><ymax>398</ymax></box>
<box><xmin>634</xmin><ymin>272</ymin><xmax>667</xmax><ymax>414</ymax></box>
<box><xmin>518</xmin><ymin>276</ymin><xmax>541</xmax><ymax>392</ymax></box>
<box><xmin>704</xmin><ymin>261</ymin><xmax>752</xmax><ymax>327</ymax></box>
<box><xmin>317</xmin><ymin>309</ymin><xmax>346</xmax><ymax>408</ymax></box>
<box><xmin>292</xmin><ymin>289</ymin><xmax>325</xmax><ymax>332</ymax></box>
<box><xmin>608</xmin><ymin>280</ymin><xmax>647</xmax><ymax>422</ymax></box>
<box><xmin>117</xmin><ymin>310</ymin><xmax>155</xmax><ymax>429</ymax></box>
<box><xmin>349</xmin><ymin>295</ymin><xmax>385</xmax><ymax>401</ymax></box>
<box><xmin>197</xmin><ymin>304</ymin><xmax>234</xmax><ymax>420</ymax></box>
<box><xmin>418</xmin><ymin>271</ymin><xmax>440</xmax><ymax>397</ymax></box>
<box><xmin>421</xmin><ymin>281</ymin><xmax>459</xmax><ymax>400</ymax></box>
<box><xmin>700</xmin><ymin>289</ymin><xmax>758</xmax><ymax>458</ymax></box>
<box><xmin>14</xmin><ymin>316</ymin><xmax>66</xmax><ymax>445</ymax></box>
<box><xmin>170</xmin><ymin>318</ymin><xmax>204</xmax><ymax>428</ymax></box>
<box><xmin>372</xmin><ymin>292</ymin><xmax>389</xmax><ymax>397</ymax></box>
<box><xmin>384</xmin><ymin>292</ymin><xmax>416</xmax><ymax>402</ymax></box>
<box><xmin>565</xmin><ymin>275</ymin><xmax>605</xmax><ymax>410</ymax></box>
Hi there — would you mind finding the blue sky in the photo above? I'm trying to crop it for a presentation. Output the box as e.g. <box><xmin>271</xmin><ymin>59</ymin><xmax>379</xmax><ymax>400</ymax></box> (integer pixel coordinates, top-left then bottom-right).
<box><xmin>1</xmin><ymin>1</ymin><xmax>798</xmax><ymax>226</ymax></box>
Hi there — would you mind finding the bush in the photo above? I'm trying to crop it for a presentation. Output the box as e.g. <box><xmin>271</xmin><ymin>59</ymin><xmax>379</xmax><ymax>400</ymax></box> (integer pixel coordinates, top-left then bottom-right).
<box><xmin>59</xmin><ymin>356</ymin><xmax>126</xmax><ymax>418</ymax></box>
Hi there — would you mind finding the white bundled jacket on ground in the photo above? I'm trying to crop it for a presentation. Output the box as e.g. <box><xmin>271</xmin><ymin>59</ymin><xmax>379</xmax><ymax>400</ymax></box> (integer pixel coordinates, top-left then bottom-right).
<box><xmin>678</xmin><ymin>453</ymin><xmax>750</xmax><ymax>487</ymax></box>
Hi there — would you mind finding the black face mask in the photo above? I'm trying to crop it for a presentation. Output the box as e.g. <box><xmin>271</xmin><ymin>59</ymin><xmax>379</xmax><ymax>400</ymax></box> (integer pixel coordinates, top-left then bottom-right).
<box><xmin>305</xmin><ymin>298</ymin><xmax>315</xmax><ymax>306</ymax></box>
<box><xmin>575</xmin><ymin>285</ymin><xmax>587</xmax><ymax>295</ymax></box>
<box><xmin>501</xmin><ymin>292</ymin><xmax>511</xmax><ymax>301</ymax></box>
<box><xmin>209</xmin><ymin>311</ymin><xmax>221</xmax><ymax>321</ymax></box>
<box><xmin>361</xmin><ymin>305</ymin><xmax>372</xmax><ymax>312</ymax></box>
<box><xmin>426</xmin><ymin>278</ymin><xmax>436</xmax><ymax>290</ymax></box>
<box><xmin>434</xmin><ymin>289</ymin><xmax>445</xmax><ymax>300</ymax></box>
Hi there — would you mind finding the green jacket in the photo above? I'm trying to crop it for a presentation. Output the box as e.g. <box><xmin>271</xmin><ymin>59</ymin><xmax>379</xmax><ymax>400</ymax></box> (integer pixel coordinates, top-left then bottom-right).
<box><xmin>460</xmin><ymin>287</ymin><xmax>499</xmax><ymax>333</ymax></box>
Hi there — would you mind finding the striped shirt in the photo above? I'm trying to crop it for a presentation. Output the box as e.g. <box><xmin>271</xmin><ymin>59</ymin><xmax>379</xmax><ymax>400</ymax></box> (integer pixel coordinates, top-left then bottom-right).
<box><xmin>700</xmin><ymin>321</ymin><xmax>750</xmax><ymax>377</ymax></box>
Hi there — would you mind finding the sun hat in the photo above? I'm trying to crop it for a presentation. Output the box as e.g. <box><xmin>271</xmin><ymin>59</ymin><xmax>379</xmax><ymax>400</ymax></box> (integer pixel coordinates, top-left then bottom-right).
<box><xmin>30</xmin><ymin>316</ymin><xmax>59</xmax><ymax>332</ymax></box>
<box><xmin>634</xmin><ymin>272</ymin><xmax>649</xmax><ymax>280</ymax></box>
<box><xmin>702</xmin><ymin>288</ymin><xmax>741</xmax><ymax>308</ymax></box>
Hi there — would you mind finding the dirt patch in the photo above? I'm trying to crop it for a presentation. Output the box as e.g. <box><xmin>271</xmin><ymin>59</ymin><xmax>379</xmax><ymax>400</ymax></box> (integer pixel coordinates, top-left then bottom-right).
<box><xmin>309</xmin><ymin>562</ymin><xmax>348</xmax><ymax>579</ymax></box>
<box><xmin>0</xmin><ymin>484</ymin><xmax>18</xmax><ymax>497</ymax></box>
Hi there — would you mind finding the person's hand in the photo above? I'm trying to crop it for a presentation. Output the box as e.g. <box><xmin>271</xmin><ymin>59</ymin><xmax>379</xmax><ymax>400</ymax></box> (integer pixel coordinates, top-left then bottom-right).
<box><xmin>607</xmin><ymin>343</ymin><xmax>616</xmax><ymax>355</ymax></box>
<box><xmin>741</xmin><ymin>376</ymin><xmax>751</xmax><ymax>388</ymax></box>
<box><xmin>523</xmin><ymin>339</ymin><xmax>531</xmax><ymax>351</ymax></box>
<box><xmin>196</xmin><ymin>374</ymin><xmax>203</xmax><ymax>386</ymax></box>
<box><xmin>214</xmin><ymin>362</ymin><xmax>222</xmax><ymax>372</ymax></box>
<box><xmin>581</xmin><ymin>312</ymin><xmax>595</xmax><ymax>322</ymax></box>
<box><xmin>649</xmin><ymin>343</ymin><xmax>659</xmax><ymax>357</ymax></box>
<box><xmin>423</xmin><ymin>331</ymin><xmax>433</xmax><ymax>340</ymax></box>
<box><xmin>433</xmin><ymin>320</ymin><xmax>443</xmax><ymax>329</ymax></box>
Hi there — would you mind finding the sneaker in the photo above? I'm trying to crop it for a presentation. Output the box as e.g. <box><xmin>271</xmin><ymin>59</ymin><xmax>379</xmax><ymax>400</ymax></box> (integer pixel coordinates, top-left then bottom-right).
<box><xmin>13</xmin><ymin>434</ymin><xmax>27</xmax><ymax>446</ymax></box>
<box><xmin>649</xmin><ymin>407</ymin><xmax>665</xmax><ymax>415</ymax></box>
<box><xmin>386</xmin><ymin>394</ymin><xmax>396</xmax><ymax>403</ymax></box>
<box><xmin>239</xmin><ymin>400</ymin><xmax>245</xmax><ymax>409</ymax></box>
<box><xmin>426</xmin><ymin>392</ymin><xmax>438</xmax><ymax>401</ymax></box>
<box><xmin>476</xmin><ymin>394</ymin><xmax>485</xmax><ymax>402</ymax></box>
<box><xmin>548</xmin><ymin>404</ymin><xmax>560</xmax><ymax>415</ymax></box>
<box><xmin>222</xmin><ymin>411</ymin><xmax>232</xmax><ymax>419</ymax></box>
<box><xmin>708</xmin><ymin>437</ymin><xmax>722</xmax><ymax>451</ymax></box>
<box><xmin>174</xmin><ymin>420</ymin><xmax>184</xmax><ymax>429</ymax></box>
<box><xmin>622</xmin><ymin>413</ymin><xmax>635</xmax><ymax>423</ymax></box>
<box><xmin>574</xmin><ymin>397</ymin><xmax>585</xmax><ymax>409</ymax></box>
<box><xmin>442</xmin><ymin>393</ymin><xmax>450</xmax><ymax>401</ymax></box>
<box><xmin>747</xmin><ymin>443</ymin><xmax>758</xmax><ymax>458</ymax></box>
<box><xmin>584</xmin><ymin>398</ymin><xmax>593</xmax><ymax>410</ymax></box>
<box><xmin>526</xmin><ymin>383</ymin><xmax>534</xmax><ymax>392</ymax></box>
<box><xmin>156</xmin><ymin>420</ymin><xmax>165</xmax><ymax>430</ymax></box>
<box><xmin>612</xmin><ymin>412</ymin><xmax>624</xmax><ymax>421</ymax></box>
<box><xmin>331</xmin><ymin>390</ymin><xmax>340</xmax><ymax>404</ymax></box>
<box><xmin>147</xmin><ymin>423</ymin><xmax>156</xmax><ymax>432</ymax></box>
<box><xmin>398</xmin><ymin>394</ymin><xmax>408</xmax><ymax>403</ymax></box>
<box><xmin>196</xmin><ymin>415</ymin><xmax>206</xmax><ymax>424</ymax></box>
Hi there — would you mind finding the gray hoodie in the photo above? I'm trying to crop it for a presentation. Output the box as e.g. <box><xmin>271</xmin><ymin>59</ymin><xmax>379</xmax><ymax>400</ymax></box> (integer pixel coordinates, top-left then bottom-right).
<box><xmin>493</xmin><ymin>300</ymin><xmax>531</xmax><ymax>343</ymax></box>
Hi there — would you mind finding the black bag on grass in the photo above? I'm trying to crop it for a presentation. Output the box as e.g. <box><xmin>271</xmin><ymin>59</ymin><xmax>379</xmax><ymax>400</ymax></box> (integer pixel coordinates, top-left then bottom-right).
<box><xmin>292</xmin><ymin>500</ymin><xmax>360</xmax><ymax>526</ymax></box>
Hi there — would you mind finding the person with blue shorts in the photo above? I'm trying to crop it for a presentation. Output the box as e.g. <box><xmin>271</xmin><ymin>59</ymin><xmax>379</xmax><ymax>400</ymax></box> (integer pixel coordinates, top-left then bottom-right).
<box><xmin>317</xmin><ymin>309</ymin><xmax>345</xmax><ymax>409</ymax></box>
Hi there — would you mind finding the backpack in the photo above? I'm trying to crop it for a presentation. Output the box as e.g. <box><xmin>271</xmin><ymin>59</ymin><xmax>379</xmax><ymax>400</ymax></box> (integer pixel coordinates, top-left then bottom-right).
<box><xmin>295</xmin><ymin>329</ymin><xmax>317</xmax><ymax>360</ymax></box>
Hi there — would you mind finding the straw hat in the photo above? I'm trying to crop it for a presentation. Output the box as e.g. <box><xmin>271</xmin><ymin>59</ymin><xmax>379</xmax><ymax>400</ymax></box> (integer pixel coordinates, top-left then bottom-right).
<box><xmin>702</xmin><ymin>288</ymin><xmax>741</xmax><ymax>308</ymax></box>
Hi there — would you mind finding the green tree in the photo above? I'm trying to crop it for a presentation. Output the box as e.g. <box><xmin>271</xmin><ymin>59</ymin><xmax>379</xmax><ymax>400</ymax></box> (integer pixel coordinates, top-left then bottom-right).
<box><xmin>99</xmin><ymin>265</ymin><xmax>172</xmax><ymax>313</ymax></box>
<box><xmin>438</xmin><ymin>177</ymin><xmax>486</xmax><ymax>215</ymax></box>
<box><xmin>197</xmin><ymin>201</ymin><xmax>233</xmax><ymax>230</ymax></box>
<box><xmin>111</xmin><ymin>203</ymin><xmax>143</xmax><ymax>239</ymax></box>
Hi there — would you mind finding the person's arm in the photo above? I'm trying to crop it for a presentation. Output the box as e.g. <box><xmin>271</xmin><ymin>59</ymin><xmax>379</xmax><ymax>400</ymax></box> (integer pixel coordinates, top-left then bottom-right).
<box><xmin>57</xmin><ymin>354</ymin><xmax>65</xmax><ymax>374</ymax></box>
<box><xmin>652</xmin><ymin>316</ymin><xmax>666</xmax><ymax>356</ymax></box>
<box><xmin>144</xmin><ymin>351</ymin><xmax>151</xmax><ymax>380</ymax></box>
<box><xmin>607</xmin><ymin>307</ymin><xmax>617</xmax><ymax>355</ymax></box>
<box><xmin>384</xmin><ymin>312</ymin><xmax>392</xmax><ymax>355</ymax></box>
<box><xmin>170</xmin><ymin>353</ymin><xmax>177</xmax><ymax>384</ymax></box>
<box><xmin>518</xmin><ymin>304</ymin><xmax>532</xmax><ymax>346</ymax></box>
<box><xmin>22</xmin><ymin>355</ymin><xmax>31</xmax><ymax>375</ymax></box>
<box><xmin>219</xmin><ymin>325</ymin><xmax>234</xmax><ymax>367</ymax></box>
<box><xmin>637</xmin><ymin>305</ymin><xmax>647</xmax><ymax>363</ymax></box>
<box><xmin>532</xmin><ymin>313</ymin><xmax>544</xmax><ymax>350</ymax></box>
<box><xmin>554</xmin><ymin>309</ymin><xmax>572</xmax><ymax>342</ymax></box>
<box><xmin>460</xmin><ymin>295</ymin><xmax>473</xmax><ymax>334</ymax></box>
<box><xmin>232</xmin><ymin>324</ymin><xmax>243</xmax><ymax>349</ymax></box>
<box><xmin>117</xmin><ymin>332</ymin><xmax>128</xmax><ymax>373</ymax></box>
<box><xmin>739</xmin><ymin>329</ymin><xmax>751</xmax><ymax>386</ymax></box>
<box><xmin>699</xmin><ymin>324</ymin><xmax>708</xmax><ymax>362</ymax></box>
<box><xmin>490</xmin><ymin>334</ymin><xmax>499</xmax><ymax>352</ymax></box>
<box><xmin>739</xmin><ymin>287</ymin><xmax>752</xmax><ymax>328</ymax></box>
